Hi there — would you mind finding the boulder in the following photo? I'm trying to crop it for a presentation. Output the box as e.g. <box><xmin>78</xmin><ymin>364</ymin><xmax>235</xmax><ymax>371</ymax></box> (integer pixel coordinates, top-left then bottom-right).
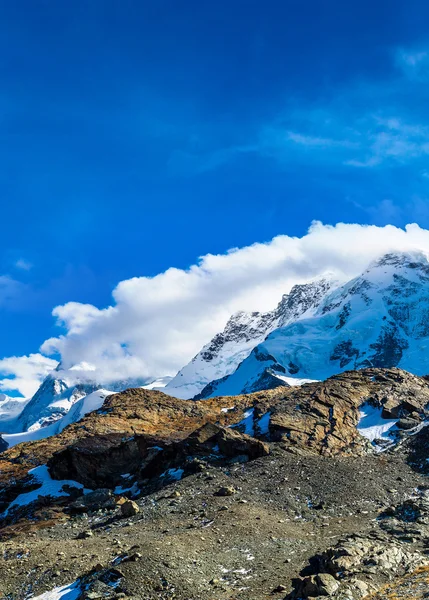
<box><xmin>69</xmin><ymin>489</ymin><xmax>116</xmax><ymax>513</ymax></box>
<box><xmin>120</xmin><ymin>500</ymin><xmax>140</xmax><ymax>517</ymax></box>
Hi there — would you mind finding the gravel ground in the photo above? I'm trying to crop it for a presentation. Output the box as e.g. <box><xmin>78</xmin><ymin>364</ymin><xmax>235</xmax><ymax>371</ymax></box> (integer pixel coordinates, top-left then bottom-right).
<box><xmin>1</xmin><ymin>444</ymin><xmax>427</xmax><ymax>600</ymax></box>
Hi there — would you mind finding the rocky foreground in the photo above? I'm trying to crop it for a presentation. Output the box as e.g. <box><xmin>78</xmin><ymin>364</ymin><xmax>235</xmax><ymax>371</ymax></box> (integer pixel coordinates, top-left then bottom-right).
<box><xmin>2</xmin><ymin>368</ymin><xmax>429</xmax><ymax>598</ymax></box>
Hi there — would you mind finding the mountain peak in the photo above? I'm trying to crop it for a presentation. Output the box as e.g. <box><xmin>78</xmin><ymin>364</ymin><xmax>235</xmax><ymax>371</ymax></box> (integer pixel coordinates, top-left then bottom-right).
<box><xmin>369</xmin><ymin>250</ymin><xmax>429</xmax><ymax>269</ymax></box>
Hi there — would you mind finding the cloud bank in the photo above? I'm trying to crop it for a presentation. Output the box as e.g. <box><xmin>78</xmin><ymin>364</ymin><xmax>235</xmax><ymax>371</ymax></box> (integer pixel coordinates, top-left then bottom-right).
<box><xmin>0</xmin><ymin>354</ymin><xmax>58</xmax><ymax>397</ymax></box>
<box><xmin>4</xmin><ymin>221</ymin><xmax>429</xmax><ymax>396</ymax></box>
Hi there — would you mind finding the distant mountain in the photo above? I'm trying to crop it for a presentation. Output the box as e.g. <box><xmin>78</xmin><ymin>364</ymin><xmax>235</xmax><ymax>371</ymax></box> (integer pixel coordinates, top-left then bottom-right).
<box><xmin>163</xmin><ymin>277</ymin><xmax>335</xmax><ymax>399</ymax></box>
<box><xmin>197</xmin><ymin>251</ymin><xmax>429</xmax><ymax>398</ymax></box>
<box><xmin>16</xmin><ymin>369</ymin><xmax>157</xmax><ymax>433</ymax></box>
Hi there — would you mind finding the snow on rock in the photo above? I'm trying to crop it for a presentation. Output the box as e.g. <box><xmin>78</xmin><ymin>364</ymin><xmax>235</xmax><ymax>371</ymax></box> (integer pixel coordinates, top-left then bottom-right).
<box><xmin>162</xmin><ymin>467</ymin><xmax>184</xmax><ymax>481</ymax></box>
<box><xmin>142</xmin><ymin>376</ymin><xmax>173</xmax><ymax>390</ymax></box>
<box><xmin>256</xmin><ymin>412</ymin><xmax>271</xmax><ymax>436</ymax></box>
<box><xmin>162</xmin><ymin>277</ymin><xmax>336</xmax><ymax>399</ymax></box>
<box><xmin>2</xmin><ymin>465</ymin><xmax>90</xmax><ymax>517</ymax></box>
<box><xmin>357</xmin><ymin>403</ymin><xmax>398</xmax><ymax>445</ymax></box>
<box><xmin>231</xmin><ymin>409</ymin><xmax>255</xmax><ymax>437</ymax></box>
<box><xmin>199</xmin><ymin>251</ymin><xmax>429</xmax><ymax>398</ymax></box>
<box><xmin>29</xmin><ymin>581</ymin><xmax>81</xmax><ymax>600</ymax></box>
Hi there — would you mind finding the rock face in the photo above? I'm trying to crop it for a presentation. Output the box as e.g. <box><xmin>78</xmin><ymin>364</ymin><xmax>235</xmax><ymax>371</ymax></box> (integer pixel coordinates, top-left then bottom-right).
<box><xmin>197</xmin><ymin>251</ymin><xmax>429</xmax><ymax>398</ymax></box>
<box><xmin>163</xmin><ymin>278</ymin><xmax>335</xmax><ymax>399</ymax></box>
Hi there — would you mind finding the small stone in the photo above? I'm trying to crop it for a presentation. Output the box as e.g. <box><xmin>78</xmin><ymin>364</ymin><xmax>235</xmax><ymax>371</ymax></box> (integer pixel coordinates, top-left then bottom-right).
<box><xmin>273</xmin><ymin>584</ymin><xmax>288</xmax><ymax>593</ymax></box>
<box><xmin>215</xmin><ymin>486</ymin><xmax>235</xmax><ymax>497</ymax></box>
<box><xmin>77</xmin><ymin>530</ymin><xmax>93</xmax><ymax>539</ymax></box>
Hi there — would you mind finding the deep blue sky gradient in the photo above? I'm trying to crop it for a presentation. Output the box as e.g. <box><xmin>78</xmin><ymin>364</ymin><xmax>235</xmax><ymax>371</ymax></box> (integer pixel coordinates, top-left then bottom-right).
<box><xmin>2</xmin><ymin>0</ymin><xmax>429</xmax><ymax>357</ymax></box>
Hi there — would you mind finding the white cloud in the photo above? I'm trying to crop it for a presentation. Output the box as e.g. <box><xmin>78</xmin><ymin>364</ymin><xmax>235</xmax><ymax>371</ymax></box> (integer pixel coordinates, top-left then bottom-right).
<box><xmin>286</xmin><ymin>131</ymin><xmax>357</xmax><ymax>149</ymax></box>
<box><xmin>396</xmin><ymin>48</ymin><xmax>429</xmax><ymax>79</ymax></box>
<box><xmin>0</xmin><ymin>276</ymin><xmax>27</xmax><ymax>308</ymax></box>
<box><xmin>29</xmin><ymin>221</ymin><xmax>429</xmax><ymax>387</ymax></box>
<box><xmin>15</xmin><ymin>259</ymin><xmax>33</xmax><ymax>271</ymax></box>
<box><xmin>0</xmin><ymin>353</ymin><xmax>58</xmax><ymax>397</ymax></box>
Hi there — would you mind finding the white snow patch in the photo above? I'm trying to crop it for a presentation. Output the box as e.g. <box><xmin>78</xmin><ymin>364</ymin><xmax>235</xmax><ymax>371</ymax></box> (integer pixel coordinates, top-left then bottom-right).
<box><xmin>231</xmin><ymin>409</ymin><xmax>255</xmax><ymax>436</ymax></box>
<box><xmin>273</xmin><ymin>374</ymin><xmax>318</xmax><ymax>386</ymax></box>
<box><xmin>162</xmin><ymin>467</ymin><xmax>184</xmax><ymax>481</ymax></box>
<box><xmin>142</xmin><ymin>376</ymin><xmax>173</xmax><ymax>390</ymax></box>
<box><xmin>357</xmin><ymin>403</ymin><xmax>398</xmax><ymax>444</ymax></box>
<box><xmin>221</xmin><ymin>406</ymin><xmax>235</xmax><ymax>413</ymax></box>
<box><xmin>256</xmin><ymin>412</ymin><xmax>271</xmax><ymax>435</ymax></box>
<box><xmin>2</xmin><ymin>465</ymin><xmax>90</xmax><ymax>517</ymax></box>
<box><xmin>29</xmin><ymin>581</ymin><xmax>81</xmax><ymax>600</ymax></box>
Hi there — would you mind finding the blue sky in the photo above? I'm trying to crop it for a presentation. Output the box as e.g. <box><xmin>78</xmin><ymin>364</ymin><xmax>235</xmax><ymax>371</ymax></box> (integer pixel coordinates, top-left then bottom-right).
<box><xmin>2</xmin><ymin>0</ymin><xmax>429</xmax><ymax>365</ymax></box>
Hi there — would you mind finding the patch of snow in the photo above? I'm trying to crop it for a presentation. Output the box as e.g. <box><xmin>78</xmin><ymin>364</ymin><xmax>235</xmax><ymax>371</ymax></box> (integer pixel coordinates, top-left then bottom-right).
<box><xmin>256</xmin><ymin>412</ymin><xmax>271</xmax><ymax>436</ymax></box>
<box><xmin>29</xmin><ymin>581</ymin><xmax>81</xmax><ymax>600</ymax></box>
<box><xmin>2</xmin><ymin>465</ymin><xmax>90</xmax><ymax>517</ymax></box>
<box><xmin>231</xmin><ymin>409</ymin><xmax>255</xmax><ymax>436</ymax></box>
<box><xmin>221</xmin><ymin>406</ymin><xmax>235</xmax><ymax>413</ymax></box>
<box><xmin>273</xmin><ymin>374</ymin><xmax>317</xmax><ymax>386</ymax></box>
<box><xmin>142</xmin><ymin>376</ymin><xmax>173</xmax><ymax>390</ymax></box>
<box><xmin>357</xmin><ymin>403</ymin><xmax>398</xmax><ymax>444</ymax></box>
<box><xmin>162</xmin><ymin>467</ymin><xmax>184</xmax><ymax>481</ymax></box>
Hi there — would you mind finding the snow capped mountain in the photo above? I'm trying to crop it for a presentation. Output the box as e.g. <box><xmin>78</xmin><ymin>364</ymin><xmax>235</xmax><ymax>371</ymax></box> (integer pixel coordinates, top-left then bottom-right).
<box><xmin>0</xmin><ymin>393</ymin><xmax>29</xmax><ymax>428</ymax></box>
<box><xmin>2</xmin><ymin>389</ymin><xmax>114</xmax><ymax>450</ymax></box>
<box><xmin>163</xmin><ymin>277</ymin><xmax>336</xmax><ymax>399</ymax></box>
<box><xmin>197</xmin><ymin>251</ymin><xmax>429</xmax><ymax>398</ymax></box>
<box><xmin>14</xmin><ymin>367</ymin><xmax>155</xmax><ymax>434</ymax></box>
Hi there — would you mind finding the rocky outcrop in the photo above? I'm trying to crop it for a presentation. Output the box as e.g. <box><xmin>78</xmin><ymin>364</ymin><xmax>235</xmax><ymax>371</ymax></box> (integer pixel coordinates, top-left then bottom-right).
<box><xmin>269</xmin><ymin>368</ymin><xmax>429</xmax><ymax>455</ymax></box>
<box><xmin>288</xmin><ymin>533</ymin><xmax>428</xmax><ymax>598</ymax></box>
<box><xmin>1</xmin><ymin>368</ymin><xmax>429</xmax><ymax>528</ymax></box>
<box><xmin>47</xmin><ymin>422</ymin><xmax>270</xmax><ymax>489</ymax></box>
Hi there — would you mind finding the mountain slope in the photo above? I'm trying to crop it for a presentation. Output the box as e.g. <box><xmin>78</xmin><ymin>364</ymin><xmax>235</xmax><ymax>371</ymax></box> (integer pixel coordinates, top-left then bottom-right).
<box><xmin>163</xmin><ymin>277</ymin><xmax>335</xmax><ymax>399</ymax></box>
<box><xmin>198</xmin><ymin>251</ymin><xmax>429</xmax><ymax>398</ymax></box>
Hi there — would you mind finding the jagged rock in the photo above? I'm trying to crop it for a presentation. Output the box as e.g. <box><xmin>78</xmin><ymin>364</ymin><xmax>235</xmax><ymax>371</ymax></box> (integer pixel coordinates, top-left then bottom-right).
<box><xmin>397</xmin><ymin>417</ymin><xmax>420</xmax><ymax>430</ymax></box>
<box><xmin>69</xmin><ymin>489</ymin><xmax>116</xmax><ymax>513</ymax></box>
<box><xmin>287</xmin><ymin>532</ymin><xmax>429</xmax><ymax>599</ymax></box>
<box><xmin>316</xmin><ymin>573</ymin><xmax>340</xmax><ymax>596</ymax></box>
<box><xmin>120</xmin><ymin>500</ymin><xmax>139</xmax><ymax>517</ymax></box>
<box><xmin>184</xmin><ymin>422</ymin><xmax>270</xmax><ymax>460</ymax></box>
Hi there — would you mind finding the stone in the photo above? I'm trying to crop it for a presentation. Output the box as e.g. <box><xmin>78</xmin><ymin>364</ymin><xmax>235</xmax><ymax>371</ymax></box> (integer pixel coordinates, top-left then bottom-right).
<box><xmin>120</xmin><ymin>500</ymin><xmax>140</xmax><ymax>518</ymax></box>
<box><xmin>214</xmin><ymin>486</ymin><xmax>236</xmax><ymax>497</ymax></box>
<box><xmin>77</xmin><ymin>530</ymin><xmax>93</xmax><ymax>539</ymax></box>
<box><xmin>69</xmin><ymin>489</ymin><xmax>116</xmax><ymax>513</ymax></box>
<box><xmin>316</xmin><ymin>573</ymin><xmax>340</xmax><ymax>596</ymax></box>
